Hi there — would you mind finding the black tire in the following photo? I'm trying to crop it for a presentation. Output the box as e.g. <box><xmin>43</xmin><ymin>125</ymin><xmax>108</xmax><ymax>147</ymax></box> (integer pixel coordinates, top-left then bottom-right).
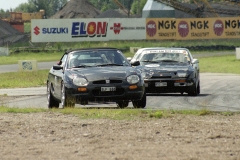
<box><xmin>80</xmin><ymin>100</ymin><xmax>88</xmax><ymax>105</ymax></box>
<box><xmin>197</xmin><ymin>81</ymin><xmax>200</xmax><ymax>95</ymax></box>
<box><xmin>116</xmin><ymin>101</ymin><xmax>129</xmax><ymax>108</ymax></box>
<box><xmin>61</xmin><ymin>83</ymin><xmax>75</xmax><ymax>108</ymax></box>
<box><xmin>188</xmin><ymin>81</ymin><xmax>200</xmax><ymax>96</ymax></box>
<box><xmin>132</xmin><ymin>91</ymin><xmax>146</xmax><ymax>108</ymax></box>
<box><xmin>47</xmin><ymin>82</ymin><xmax>59</xmax><ymax>109</ymax></box>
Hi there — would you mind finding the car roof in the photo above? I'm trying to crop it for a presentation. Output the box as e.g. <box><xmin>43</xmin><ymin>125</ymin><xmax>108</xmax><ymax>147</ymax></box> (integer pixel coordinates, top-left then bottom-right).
<box><xmin>138</xmin><ymin>47</ymin><xmax>189</xmax><ymax>51</ymax></box>
<box><xmin>65</xmin><ymin>47</ymin><xmax>119</xmax><ymax>54</ymax></box>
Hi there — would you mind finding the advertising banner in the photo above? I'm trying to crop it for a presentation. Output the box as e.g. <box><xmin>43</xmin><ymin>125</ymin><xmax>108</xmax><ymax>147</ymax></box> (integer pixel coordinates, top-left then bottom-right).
<box><xmin>31</xmin><ymin>19</ymin><xmax>109</xmax><ymax>42</ymax></box>
<box><xmin>31</xmin><ymin>17</ymin><xmax>240</xmax><ymax>42</ymax></box>
<box><xmin>216</xmin><ymin>17</ymin><xmax>240</xmax><ymax>39</ymax></box>
<box><xmin>146</xmin><ymin>17</ymin><xmax>240</xmax><ymax>40</ymax></box>
<box><xmin>31</xmin><ymin>18</ymin><xmax>146</xmax><ymax>42</ymax></box>
<box><xmin>108</xmin><ymin>18</ymin><xmax>146</xmax><ymax>40</ymax></box>
<box><xmin>146</xmin><ymin>18</ymin><xmax>178</xmax><ymax>40</ymax></box>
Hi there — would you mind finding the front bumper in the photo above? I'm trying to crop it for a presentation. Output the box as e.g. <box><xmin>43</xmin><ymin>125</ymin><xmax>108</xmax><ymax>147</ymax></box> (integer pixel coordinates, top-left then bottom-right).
<box><xmin>64</xmin><ymin>82</ymin><xmax>145</xmax><ymax>103</ymax></box>
<box><xmin>144</xmin><ymin>78</ymin><xmax>195</xmax><ymax>93</ymax></box>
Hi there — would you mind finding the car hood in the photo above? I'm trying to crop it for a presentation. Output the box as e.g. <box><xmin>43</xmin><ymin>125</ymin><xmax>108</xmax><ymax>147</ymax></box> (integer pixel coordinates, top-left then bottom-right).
<box><xmin>67</xmin><ymin>66</ymin><xmax>139</xmax><ymax>81</ymax></box>
<box><xmin>142</xmin><ymin>63</ymin><xmax>192</xmax><ymax>72</ymax></box>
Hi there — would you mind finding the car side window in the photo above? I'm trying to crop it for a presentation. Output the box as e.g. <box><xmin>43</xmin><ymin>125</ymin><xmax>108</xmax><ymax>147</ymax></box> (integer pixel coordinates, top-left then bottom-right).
<box><xmin>181</xmin><ymin>50</ymin><xmax>190</xmax><ymax>62</ymax></box>
<box><xmin>187</xmin><ymin>51</ymin><xmax>193</xmax><ymax>61</ymax></box>
<box><xmin>60</xmin><ymin>54</ymin><xmax>68</xmax><ymax>67</ymax></box>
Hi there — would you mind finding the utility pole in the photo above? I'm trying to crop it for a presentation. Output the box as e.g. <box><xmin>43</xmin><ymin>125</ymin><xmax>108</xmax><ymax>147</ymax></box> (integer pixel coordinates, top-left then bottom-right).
<box><xmin>138</xmin><ymin>0</ymin><xmax>140</xmax><ymax>14</ymax></box>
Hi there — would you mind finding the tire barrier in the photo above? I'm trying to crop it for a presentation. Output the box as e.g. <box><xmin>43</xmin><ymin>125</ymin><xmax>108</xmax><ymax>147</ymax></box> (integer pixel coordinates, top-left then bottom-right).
<box><xmin>171</xmin><ymin>45</ymin><xmax>237</xmax><ymax>51</ymax></box>
<box><xmin>121</xmin><ymin>45</ymin><xmax>237</xmax><ymax>53</ymax></box>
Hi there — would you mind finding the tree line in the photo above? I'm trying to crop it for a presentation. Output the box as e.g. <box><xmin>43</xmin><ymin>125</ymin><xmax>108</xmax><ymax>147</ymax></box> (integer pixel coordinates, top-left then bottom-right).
<box><xmin>0</xmin><ymin>0</ymin><xmax>67</xmax><ymax>18</ymax></box>
<box><xmin>0</xmin><ymin>0</ymin><xmax>230</xmax><ymax>19</ymax></box>
<box><xmin>0</xmin><ymin>0</ymin><xmax>147</xmax><ymax>18</ymax></box>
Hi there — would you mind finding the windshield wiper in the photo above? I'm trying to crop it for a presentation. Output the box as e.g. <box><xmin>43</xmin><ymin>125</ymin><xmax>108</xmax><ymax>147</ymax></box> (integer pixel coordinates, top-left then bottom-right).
<box><xmin>96</xmin><ymin>63</ymin><xmax>123</xmax><ymax>67</ymax></box>
<box><xmin>141</xmin><ymin>60</ymin><xmax>159</xmax><ymax>63</ymax></box>
<box><xmin>72</xmin><ymin>65</ymin><xmax>90</xmax><ymax>68</ymax></box>
<box><xmin>160</xmin><ymin>60</ymin><xmax>179</xmax><ymax>62</ymax></box>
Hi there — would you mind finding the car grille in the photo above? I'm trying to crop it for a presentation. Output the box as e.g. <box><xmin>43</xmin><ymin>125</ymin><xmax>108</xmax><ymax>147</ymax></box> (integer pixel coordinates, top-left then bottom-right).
<box><xmin>151</xmin><ymin>72</ymin><xmax>174</xmax><ymax>79</ymax></box>
<box><xmin>92</xmin><ymin>88</ymin><xmax>125</xmax><ymax>96</ymax></box>
<box><xmin>151</xmin><ymin>75</ymin><xmax>172</xmax><ymax>79</ymax></box>
<box><xmin>93</xmin><ymin>80</ymin><xmax>123</xmax><ymax>84</ymax></box>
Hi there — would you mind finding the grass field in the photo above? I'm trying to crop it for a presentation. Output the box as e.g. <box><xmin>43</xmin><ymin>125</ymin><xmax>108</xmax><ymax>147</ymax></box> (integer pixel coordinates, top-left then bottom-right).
<box><xmin>0</xmin><ymin>106</ymin><xmax>234</xmax><ymax>119</ymax></box>
<box><xmin>1</xmin><ymin>40</ymin><xmax>240</xmax><ymax>115</ymax></box>
<box><xmin>0</xmin><ymin>40</ymin><xmax>240</xmax><ymax>89</ymax></box>
<box><xmin>0</xmin><ymin>55</ymin><xmax>239</xmax><ymax>89</ymax></box>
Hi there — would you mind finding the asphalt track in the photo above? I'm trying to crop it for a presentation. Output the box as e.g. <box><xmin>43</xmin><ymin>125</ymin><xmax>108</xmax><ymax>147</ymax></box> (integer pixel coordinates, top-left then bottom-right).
<box><xmin>1</xmin><ymin>60</ymin><xmax>240</xmax><ymax>111</ymax></box>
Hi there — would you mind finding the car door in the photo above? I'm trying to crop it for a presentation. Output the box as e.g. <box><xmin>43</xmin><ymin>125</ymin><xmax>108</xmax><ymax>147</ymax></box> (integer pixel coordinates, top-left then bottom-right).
<box><xmin>51</xmin><ymin>54</ymin><xmax>68</xmax><ymax>99</ymax></box>
<box><xmin>188</xmin><ymin>50</ymin><xmax>199</xmax><ymax>79</ymax></box>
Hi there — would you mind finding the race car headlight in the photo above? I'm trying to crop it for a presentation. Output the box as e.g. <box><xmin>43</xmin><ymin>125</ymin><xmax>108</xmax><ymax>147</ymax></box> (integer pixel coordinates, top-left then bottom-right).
<box><xmin>127</xmin><ymin>75</ymin><xmax>140</xmax><ymax>84</ymax></box>
<box><xmin>177</xmin><ymin>72</ymin><xmax>187</xmax><ymax>77</ymax></box>
<box><xmin>73</xmin><ymin>77</ymin><xmax>88</xmax><ymax>86</ymax></box>
<box><xmin>141</xmin><ymin>72</ymin><xmax>146</xmax><ymax>79</ymax></box>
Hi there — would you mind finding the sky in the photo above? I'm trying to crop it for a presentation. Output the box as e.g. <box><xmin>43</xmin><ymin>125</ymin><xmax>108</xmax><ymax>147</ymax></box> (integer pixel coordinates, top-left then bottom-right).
<box><xmin>0</xmin><ymin>0</ymin><xmax>28</xmax><ymax>11</ymax></box>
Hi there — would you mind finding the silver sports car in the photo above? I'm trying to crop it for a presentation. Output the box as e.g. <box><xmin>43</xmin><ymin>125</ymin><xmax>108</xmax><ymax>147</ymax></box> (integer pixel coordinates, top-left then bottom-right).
<box><xmin>130</xmin><ymin>47</ymin><xmax>200</xmax><ymax>96</ymax></box>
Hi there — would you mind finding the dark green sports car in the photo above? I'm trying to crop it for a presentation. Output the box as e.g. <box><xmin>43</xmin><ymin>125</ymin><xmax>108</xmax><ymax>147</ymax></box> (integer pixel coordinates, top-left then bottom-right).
<box><xmin>47</xmin><ymin>48</ymin><xmax>146</xmax><ymax>109</ymax></box>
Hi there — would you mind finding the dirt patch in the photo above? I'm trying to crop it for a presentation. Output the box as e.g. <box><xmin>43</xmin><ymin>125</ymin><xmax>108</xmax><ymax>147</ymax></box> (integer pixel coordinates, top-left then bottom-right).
<box><xmin>0</xmin><ymin>112</ymin><xmax>240</xmax><ymax>160</ymax></box>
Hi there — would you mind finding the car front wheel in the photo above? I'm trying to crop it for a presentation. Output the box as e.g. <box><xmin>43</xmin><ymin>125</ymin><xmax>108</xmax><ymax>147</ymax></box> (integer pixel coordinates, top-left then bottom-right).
<box><xmin>61</xmin><ymin>83</ymin><xmax>75</xmax><ymax>108</ymax></box>
<box><xmin>188</xmin><ymin>81</ymin><xmax>200</xmax><ymax>96</ymax></box>
<box><xmin>132</xmin><ymin>91</ymin><xmax>146</xmax><ymax>108</ymax></box>
<box><xmin>116</xmin><ymin>101</ymin><xmax>129</xmax><ymax>108</ymax></box>
<box><xmin>47</xmin><ymin>82</ymin><xmax>59</xmax><ymax>109</ymax></box>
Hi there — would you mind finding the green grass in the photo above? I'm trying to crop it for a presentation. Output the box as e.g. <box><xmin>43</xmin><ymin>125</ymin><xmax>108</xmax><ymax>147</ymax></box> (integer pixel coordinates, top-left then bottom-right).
<box><xmin>0</xmin><ymin>52</ymin><xmax>63</xmax><ymax>65</ymax></box>
<box><xmin>0</xmin><ymin>107</ymin><xmax>236</xmax><ymax>119</ymax></box>
<box><xmin>0</xmin><ymin>70</ymin><xmax>48</xmax><ymax>88</ymax></box>
<box><xmin>0</xmin><ymin>55</ymin><xmax>240</xmax><ymax>89</ymax></box>
<box><xmin>0</xmin><ymin>107</ymin><xmax>46</xmax><ymax>113</ymax></box>
<box><xmin>3</xmin><ymin>39</ymin><xmax>240</xmax><ymax>64</ymax></box>
<box><xmin>1</xmin><ymin>40</ymin><xmax>239</xmax><ymax>118</ymax></box>
<box><xmin>198</xmin><ymin>55</ymin><xmax>240</xmax><ymax>74</ymax></box>
<box><xmin>24</xmin><ymin>22</ymin><xmax>31</xmax><ymax>33</ymax></box>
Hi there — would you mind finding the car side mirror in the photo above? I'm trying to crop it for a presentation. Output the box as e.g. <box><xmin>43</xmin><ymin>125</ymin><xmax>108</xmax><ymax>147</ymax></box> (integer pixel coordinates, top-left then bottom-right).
<box><xmin>192</xmin><ymin>59</ymin><xmax>199</xmax><ymax>64</ymax></box>
<box><xmin>57</xmin><ymin>61</ymin><xmax>62</xmax><ymax>65</ymax></box>
<box><xmin>131</xmin><ymin>61</ymin><xmax>140</xmax><ymax>66</ymax></box>
<box><xmin>53</xmin><ymin>65</ymin><xmax>63</xmax><ymax>70</ymax></box>
<box><xmin>127</xmin><ymin>57</ymin><xmax>132</xmax><ymax>62</ymax></box>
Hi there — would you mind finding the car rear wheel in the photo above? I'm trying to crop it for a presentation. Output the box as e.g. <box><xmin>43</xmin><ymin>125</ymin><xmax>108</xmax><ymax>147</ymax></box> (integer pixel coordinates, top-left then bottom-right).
<box><xmin>47</xmin><ymin>82</ymin><xmax>59</xmax><ymax>109</ymax></box>
<box><xmin>61</xmin><ymin>83</ymin><xmax>75</xmax><ymax>108</ymax></box>
<box><xmin>116</xmin><ymin>101</ymin><xmax>129</xmax><ymax>108</ymax></box>
<box><xmin>132</xmin><ymin>91</ymin><xmax>146</xmax><ymax>108</ymax></box>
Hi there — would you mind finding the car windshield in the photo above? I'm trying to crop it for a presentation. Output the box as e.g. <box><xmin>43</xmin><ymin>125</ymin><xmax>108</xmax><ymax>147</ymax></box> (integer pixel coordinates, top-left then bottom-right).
<box><xmin>140</xmin><ymin>52</ymin><xmax>190</xmax><ymax>64</ymax></box>
<box><xmin>67</xmin><ymin>49</ymin><xmax>130</xmax><ymax>69</ymax></box>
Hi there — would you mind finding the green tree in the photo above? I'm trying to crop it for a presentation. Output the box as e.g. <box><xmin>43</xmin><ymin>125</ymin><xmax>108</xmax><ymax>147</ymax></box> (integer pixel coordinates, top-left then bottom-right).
<box><xmin>131</xmin><ymin>0</ymin><xmax>147</xmax><ymax>14</ymax></box>
<box><xmin>0</xmin><ymin>9</ymin><xmax>10</xmax><ymax>19</ymax></box>
<box><xmin>89</xmin><ymin>0</ymin><xmax>135</xmax><ymax>13</ymax></box>
<box><xmin>14</xmin><ymin>0</ymin><xmax>67</xmax><ymax>18</ymax></box>
<box><xmin>15</xmin><ymin>2</ymin><xmax>36</xmax><ymax>13</ymax></box>
<box><xmin>50</xmin><ymin>0</ymin><xmax>68</xmax><ymax>15</ymax></box>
